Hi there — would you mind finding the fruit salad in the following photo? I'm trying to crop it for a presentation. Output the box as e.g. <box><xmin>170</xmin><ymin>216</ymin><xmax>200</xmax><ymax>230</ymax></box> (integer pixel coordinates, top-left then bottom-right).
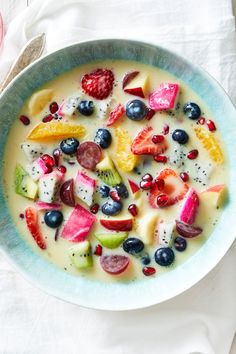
<box><xmin>4</xmin><ymin>60</ymin><xmax>228</xmax><ymax>281</ymax></box>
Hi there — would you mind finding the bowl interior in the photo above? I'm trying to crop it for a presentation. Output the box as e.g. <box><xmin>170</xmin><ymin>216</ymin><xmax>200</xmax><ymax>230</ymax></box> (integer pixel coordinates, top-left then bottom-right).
<box><xmin>0</xmin><ymin>39</ymin><xmax>235</xmax><ymax>310</ymax></box>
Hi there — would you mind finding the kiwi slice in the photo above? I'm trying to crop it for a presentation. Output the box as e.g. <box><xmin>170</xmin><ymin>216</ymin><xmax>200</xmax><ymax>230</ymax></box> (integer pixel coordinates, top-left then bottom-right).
<box><xmin>96</xmin><ymin>156</ymin><xmax>122</xmax><ymax>187</ymax></box>
<box><xmin>95</xmin><ymin>232</ymin><xmax>128</xmax><ymax>249</ymax></box>
<box><xmin>69</xmin><ymin>241</ymin><xmax>93</xmax><ymax>269</ymax></box>
<box><xmin>14</xmin><ymin>164</ymin><xmax>38</xmax><ymax>199</ymax></box>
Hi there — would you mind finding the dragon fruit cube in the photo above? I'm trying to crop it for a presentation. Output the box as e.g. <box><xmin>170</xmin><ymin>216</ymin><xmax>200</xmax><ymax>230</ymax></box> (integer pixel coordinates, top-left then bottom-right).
<box><xmin>180</xmin><ymin>188</ymin><xmax>199</xmax><ymax>225</ymax></box>
<box><xmin>149</xmin><ymin>83</ymin><xmax>179</xmax><ymax>111</ymax></box>
<box><xmin>61</xmin><ymin>204</ymin><xmax>96</xmax><ymax>242</ymax></box>
<box><xmin>58</xmin><ymin>92</ymin><xmax>81</xmax><ymax>116</ymax></box>
<box><xmin>156</xmin><ymin>220</ymin><xmax>175</xmax><ymax>246</ymax></box>
<box><xmin>26</xmin><ymin>157</ymin><xmax>49</xmax><ymax>181</ymax></box>
<box><xmin>38</xmin><ymin>171</ymin><xmax>64</xmax><ymax>203</ymax></box>
<box><xmin>75</xmin><ymin>171</ymin><xmax>96</xmax><ymax>206</ymax></box>
<box><xmin>21</xmin><ymin>142</ymin><xmax>45</xmax><ymax>162</ymax></box>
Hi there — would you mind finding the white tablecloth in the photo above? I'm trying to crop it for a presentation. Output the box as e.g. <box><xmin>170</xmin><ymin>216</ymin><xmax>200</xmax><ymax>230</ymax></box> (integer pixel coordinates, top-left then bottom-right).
<box><xmin>0</xmin><ymin>0</ymin><xmax>235</xmax><ymax>353</ymax></box>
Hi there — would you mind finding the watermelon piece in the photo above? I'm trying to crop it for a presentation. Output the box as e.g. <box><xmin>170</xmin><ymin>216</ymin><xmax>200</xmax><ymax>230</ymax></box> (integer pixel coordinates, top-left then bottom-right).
<box><xmin>75</xmin><ymin>171</ymin><xmax>96</xmax><ymax>206</ymax></box>
<box><xmin>180</xmin><ymin>188</ymin><xmax>199</xmax><ymax>225</ymax></box>
<box><xmin>149</xmin><ymin>83</ymin><xmax>179</xmax><ymax>111</ymax></box>
<box><xmin>61</xmin><ymin>204</ymin><xmax>96</xmax><ymax>242</ymax></box>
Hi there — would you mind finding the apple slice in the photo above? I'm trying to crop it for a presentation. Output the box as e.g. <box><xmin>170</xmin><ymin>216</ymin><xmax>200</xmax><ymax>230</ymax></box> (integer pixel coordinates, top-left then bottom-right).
<box><xmin>136</xmin><ymin>211</ymin><xmax>158</xmax><ymax>245</ymax></box>
<box><xmin>200</xmin><ymin>184</ymin><xmax>227</xmax><ymax>208</ymax></box>
<box><xmin>124</xmin><ymin>72</ymin><xmax>149</xmax><ymax>98</ymax></box>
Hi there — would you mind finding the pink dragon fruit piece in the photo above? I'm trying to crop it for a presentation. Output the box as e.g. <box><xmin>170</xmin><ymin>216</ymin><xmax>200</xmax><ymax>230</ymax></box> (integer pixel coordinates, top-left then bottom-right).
<box><xmin>35</xmin><ymin>201</ymin><xmax>62</xmax><ymax>210</ymax></box>
<box><xmin>149</xmin><ymin>83</ymin><xmax>179</xmax><ymax>111</ymax></box>
<box><xmin>61</xmin><ymin>204</ymin><xmax>96</xmax><ymax>242</ymax></box>
<box><xmin>38</xmin><ymin>171</ymin><xmax>64</xmax><ymax>203</ymax></box>
<box><xmin>75</xmin><ymin>171</ymin><xmax>96</xmax><ymax>206</ymax></box>
<box><xmin>179</xmin><ymin>188</ymin><xmax>199</xmax><ymax>225</ymax></box>
<box><xmin>58</xmin><ymin>93</ymin><xmax>81</xmax><ymax>116</ymax></box>
<box><xmin>26</xmin><ymin>157</ymin><xmax>49</xmax><ymax>181</ymax></box>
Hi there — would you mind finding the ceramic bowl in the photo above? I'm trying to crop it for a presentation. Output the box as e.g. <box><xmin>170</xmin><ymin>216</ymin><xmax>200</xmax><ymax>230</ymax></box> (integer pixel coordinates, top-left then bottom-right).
<box><xmin>0</xmin><ymin>39</ymin><xmax>235</xmax><ymax>310</ymax></box>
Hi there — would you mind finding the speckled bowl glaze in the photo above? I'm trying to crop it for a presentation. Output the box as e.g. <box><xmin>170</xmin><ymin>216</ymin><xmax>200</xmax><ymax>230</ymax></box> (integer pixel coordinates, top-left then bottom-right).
<box><xmin>0</xmin><ymin>39</ymin><xmax>235</xmax><ymax>311</ymax></box>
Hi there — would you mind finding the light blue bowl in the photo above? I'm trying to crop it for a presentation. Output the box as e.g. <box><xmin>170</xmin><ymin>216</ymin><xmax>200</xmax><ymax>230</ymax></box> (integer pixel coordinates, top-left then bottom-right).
<box><xmin>0</xmin><ymin>39</ymin><xmax>235</xmax><ymax>310</ymax></box>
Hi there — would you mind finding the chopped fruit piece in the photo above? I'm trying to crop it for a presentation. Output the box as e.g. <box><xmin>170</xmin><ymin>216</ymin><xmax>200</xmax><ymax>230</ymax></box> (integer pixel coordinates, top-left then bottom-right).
<box><xmin>187</xmin><ymin>149</ymin><xmax>198</xmax><ymax>160</ymax></box>
<box><xmin>107</xmin><ymin>103</ymin><xmax>125</xmax><ymax>126</ymax></box>
<box><xmin>149</xmin><ymin>83</ymin><xmax>179</xmax><ymax>111</ymax></box>
<box><xmin>180</xmin><ymin>188</ymin><xmax>199</xmax><ymax>225</ymax></box>
<box><xmin>49</xmin><ymin>101</ymin><xmax>59</xmax><ymax>114</ymax></box>
<box><xmin>95</xmin><ymin>232</ymin><xmax>128</xmax><ymax>249</ymax></box>
<box><xmin>100</xmin><ymin>218</ymin><xmax>133</xmax><ymax>231</ymax></box>
<box><xmin>75</xmin><ymin>171</ymin><xmax>96</xmax><ymax>207</ymax></box>
<box><xmin>26</xmin><ymin>157</ymin><xmax>49</xmax><ymax>181</ymax></box>
<box><xmin>21</xmin><ymin>142</ymin><xmax>45</xmax><ymax>162</ymax></box>
<box><xmin>149</xmin><ymin>168</ymin><xmax>189</xmax><ymax>208</ymax></box>
<box><xmin>96</xmin><ymin>156</ymin><xmax>122</xmax><ymax>187</ymax></box>
<box><xmin>28</xmin><ymin>89</ymin><xmax>54</xmax><ymax>116</ymax></box>
<box><xmin>109</xmin><ymin>190</ymin><xmax>121</xmax><ymax>202</ymax></box>
<box><xmin>38</xmin><ymin>170</ymin><xmax>64</xmax><ymax>203</ymax></box>
<box><xmin>90</xmin><ymin>203</ymin><xmax>99</xmax><ymax>214</ymax></box>
<box><xmin>142</xmin><ymin>173</ymin><xmax>153</xmax><ymax>181</ymax></box>
<box><xmin>69</xmin><ymin>241</ymin><xmax>93</xmax><ymax>269</ymax></box>
<box><xmin>124</xmin><ymin>72</ymin><xmax>148</xmax><ymax>98</ymax></box>
<box><xmin>128</xmin><ymin>179</ymin><xmax>140</xmax><ymax>194</ymax></box>
<box><xmin>154</xmin><ymin>155</ymin><xmax>167</xmax><ymax>163</ymax></box>
<box><xmin>154</xmin><ymin>247</ymin><xmax>175</xmax><ymax>266</ymax></box>
<box><xmin>101</xmin><ymin>200</ymin><xmax>122</xmax><ymax>216</ymax></box>
<box><xmin>58</xmin><ymin>92</ymin><xmax>81</xmax><ymax>116</ymax></box>
<box><xmin>152</xmin><ymin>135</ymin><xmax>164</xmax><ymax>144</ymax></box>
<box><xmin>14</xmin><ymin>164</ymin><xmax>38</xmax><ymax>200</ymax></box>
<box><xmin>136</xmin><ymin>212</ymin><xmax>158</xmax><ymax>245</ymax></box>
<box><xmin>123</xmin><ymin>237</ymin><xmax>144</xmax><ymax>255</ymax></box>
<box><xmin>76</xmin><ymin>142</ymin><xmax>102</xmax><ymax>170</ymax></box>
<box><xmin>175</xmin><ymin>220</ymin><xmax>203</xmax><ymax>238</ymax></box>
<box><xmin>183</xmin><ymin>102</ymin><xmax>201</xmax><ymax>120</ymax></box>
<box><xmin>142</xmin><ymin>267</ymin><xmax>156</xmax><ymax>276</ymax></box>
<box><xmin>131</xmin><ymin>126</ymin><xmax>168</xmax><ymax>155</ymax></box>
<box><xmin>194</xmin><ymin>127</ymin><xmax>224</xmax><ymax>164</ymax></box>
<box><xmin>122</xmin><ymin>71</ymin><xmax>139</xmax><ymax>88</ymax></box>
<box><xmin>155</xmin><ymin>220</ymin><xmax>175</xmax><ymax>246</ymax></box>
<box><xmin>128</xmin><ymin>204</ymin><xmax>138</xmax><ymax>216</ymax></box>
<box><xmin>28</xmin><ymin>121</ymin><xmax>86</xmax><ymax>141</ymax></box>
<box><xmin>115</xmin><ymin>127</ymin><xmax>138</xmax><ymax>172</ymax></box>
<box><xmin>25</xmin><ymin>207</ymin><xmax>46</xmax><ymax>249</ymax></box>
<box><xmin>94</xmin><ymin>244</ymin><xmax>103</xmax><ymax>256</ymax></box>
<box><xmin>35</xmin><ymin>201</ymin><xmax>61</xmax><ymax>210</ymax></box>
<box><xmin>169</xmin><ymin>144</ymin><xmax>186</xmax><ymax>169</ymax></box>
<box><xmin>81</xmin><ymin>68</ymin><xmax>114</xmax><ymax>100</ymax></box>
<box><xmin>60</xmin><ymin>179</ymin><xmax>75</xmax><ymax>207</ymax></box>
<box><xmin>126</xmin><ymin>100</ymin><xmax>148</xmax><ymax>121</ymax></box>
<box><xmin>162</xmin><ymin>124</ymin><xmax>169</xmax><ymax>135</ymax></box>
<box><xmin>61</xmin><ymin>204</ymin><xmax>96</xmax><ymax>242</ymax></box>
<box><xmin>206</xmin><ymin>119</ymin><xmax>216</xmax><ymax>132</ymax></box>
<box><xmin>200</xmin><ymin>184</ymin><xmax>227</xmax><ymax>208</ymax></box>
<box><xmin>19</xmin><ymin>115</ymin><xmax>30</xmax><ymax>125</ymax></box>
<box><xmin>197</xmin><ymin>117</ymin><xmax>205</xmax><ymax>125</ymax></box>
<box><xmin>100</xmin><ymin>255</ymin><xmax>129</xmax><ymax>275</ymax></box>
<box><xmin>180</xmin><ymin>172</ymin><xmax>189</xmax><ymax>182</ymax></box>
<box><xmin>146</xmin><ymin>108</ymin><xmax>155</xmax><ymax>120</ymax></box>
<box><xmin>140</xmin><ymin>180</ymin><xmax>152</xmax><ymax>190</ymax></box>
<box><xmin>44</xmin><ymin>210</ymin><xmax>63</xmax><ymax>228</ymax></box>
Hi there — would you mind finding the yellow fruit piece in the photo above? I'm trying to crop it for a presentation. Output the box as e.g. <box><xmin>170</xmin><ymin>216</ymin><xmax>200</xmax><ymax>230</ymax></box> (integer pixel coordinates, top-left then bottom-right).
<box><xmin>28</xmin><ymin>89</ymin><xmax>54</xmax><ymax>116</ymax></box>
<box><xmin>115</xmin><ymin>128</ymin><xmax>138</xmax><ymax>172</ymax></box>
<box><xmin>27</xmin><ymin>121</ymin><xmax>86</xmax><ymax>141</ymax></box>
<box><xmin>194</xmin><ymin>127</ymin><xmax>224</xmax><ymax>164</ymax></box>
<box><xmin>136</xmin><ymin>211</ymin><xmax>158</xmax><ymax>245</ymax></box>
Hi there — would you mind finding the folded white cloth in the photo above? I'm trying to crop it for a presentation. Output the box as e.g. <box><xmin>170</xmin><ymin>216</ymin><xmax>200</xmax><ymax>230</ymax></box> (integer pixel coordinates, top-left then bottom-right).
<box><xmin>0</xmin><ymin>0</ymin><xmax>236</xmax><ymax>353</ymax></box>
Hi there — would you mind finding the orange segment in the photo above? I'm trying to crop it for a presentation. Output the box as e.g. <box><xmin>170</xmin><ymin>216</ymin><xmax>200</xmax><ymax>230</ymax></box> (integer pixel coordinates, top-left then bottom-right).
<box><xmin>194</xmin><ymin>127</ymin><xmax>224</xmax><ymax>164</ymax></box>
<box><xmin>27</xmin><ymin>121</ymin><xmax>86</xmax><ymax>141</ymax></box>
<box><xmin>115</xmin><ymin>128</ymin><xmax>138</xmax><ymax>172</ymax></box>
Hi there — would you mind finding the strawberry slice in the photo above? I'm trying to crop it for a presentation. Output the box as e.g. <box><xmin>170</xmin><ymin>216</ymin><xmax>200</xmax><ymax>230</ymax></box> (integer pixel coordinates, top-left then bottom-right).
<box><xmin>149</xmin><ymin>168</ymin><xmax>189</xmax><ymax>208</ymax></box>
<box><xmin>81</xmin><ymin>68</ymin><xmax>114</xmax><ymax>100</ymax></box>
<box><xmin>100</xmin><ymin>219</ymin><xmax>133</xmax><ymax>231</ymax></box>
<box><xmin>131</xmin><ymin>126</ymin><xmax>168</xmax><ymax>155</ymax></box>
<box><xmin>107</xmin><ymin>103</ymin><xmax>125</xmax><ymax>126</ymax></box>
<box><xmin>25</xmin><ymin>207</ymin><xmax>47</xmax><ymax>249</ymax></box>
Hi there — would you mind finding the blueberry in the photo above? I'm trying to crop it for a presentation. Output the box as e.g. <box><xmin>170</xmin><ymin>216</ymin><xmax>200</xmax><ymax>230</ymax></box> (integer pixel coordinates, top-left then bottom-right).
<box><xmin>126</xmin><ymin>99</ymin><xmax>148</xmax><ymax>121</ymax></box>
<box><xmin>154</xmin><ymin>247</ymin><xmax>175</xmax><ymax>266</ymax></box>
<box><xmin>99</xmin><ymin>185</ymin><xmax>110</xmax><ymax>198</ymax></box>
<box><xmin>44</xmin><ymin>210</ymin><xmax>63</xmax><ymax>228</ymax></box>
<box><xmin>123</xmin><ymin>237</ymin><xmax>144</xmax><ymax>255</ymax></box>
<box><xmin>94</xmin><ymin>128</ymin><xmax>112</xmax><ymax>149</ymax></box>
<box><xmin>115</xmin><ymin>183</ymin><xmax>129</xmax><ymax>199</ymax></box>
<box><xmin>183</xmin><ymin>102</ymin><xmax>201</xmax><ymax>120</ymax></box>
<box><xmin>172</xmin><ymin>129</ymin><xmax>189</xmax><ymax>144</ymax></box>
<box><xmin>174</xmin><ymin>236</ymin><xmax>187</xmax><ymax>252</ymax></box>
<box><xmin>101</xmin><ymin>200</ymin><xmax>122</xmax><ymax>215</ymax></box>
<box><xmin>60</xmin><ymin>138</ymin><xmax>80</xmax><ymax>155</ymax></box>
<box><xmin>78</xmin><ymin>100</ymin><xmax>94</xmax><ymax>116</ymax></box>
<box><xmin>141</xmin><ymin>255</ymin><xmax>151</xmax><ymax>265</ymax></box>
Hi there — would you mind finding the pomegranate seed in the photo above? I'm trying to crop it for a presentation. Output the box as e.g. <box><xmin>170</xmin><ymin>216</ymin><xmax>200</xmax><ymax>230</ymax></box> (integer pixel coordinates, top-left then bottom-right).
<box><xmin>142</xmin><ymin>173</ymin><xmax>153</xmax><ymax>182</ymax></box>
<box><xmin>94</xmin><ymin>244</ymin><xmax>103</xmax><ymax>256</ymax></box>
<box><xmin>146</xmin><ymin>108</ymin><xmax>155</xmax><ymax>120</ymax></box>
<box><xmin>152</xmin><ymin>135</ymin><xmax>164</xmax><ymax>144</ymax></box>
<box><xmin>19</xmin><ymin>213</ymin><xmax>25</xmax><ymax>219</ymax></box>
<box><xmin>58</xmin><ymin>165</ymin><xmax>67</xmax><ymax>174</ymax></box>
<box><xmin>42</xmin><ymin>114</ymin><xmax>54</xmax><ymax>123</ymax></box>
<box><xmin>154</xmin><ymin>155</ymin><xmax>167</xmax><ymax>163</ymax></box>
<box><xmin>156</xmin><ymin>193</ymin><xmax>169</xmax><ymax>207</ymax></box>
<box><xmin>45</xmin><ymin>165</ymin><xmax>53</xmax><ymax>174</ymax></box>
<box><xmin>109</xmin><ymin>191</ymin><xmax>121</xmax><ymax>202</ymax></box>
<box><xmin>180</xmin><ymin>172</ymin><xmax>189</xmax><ymax>182</ymax></box>
<box><xmin>206</xmin><ymin>119</ymin><xmax>216</xmax><ymax>131</ymax></box>
<box><xmin>53</xmin><ymin>148</ymin><xmax>62</xmax><ymax>166</ymax></box>
<box><xmin>140</xmin><ymin>180</ymin><xmax>152</xmax><ymax>190</ymax></box>
<box><xmin>90</xmin><ymin>203</ymin><xmax>100</xmax><ymax>214</ymax></box>
<box><xmin>49</xmin><ymin>101</ymin><xmax>59</xmax><ymax>114</ymax></box>
<box><xmin>41</xmin><ymin>154</ymin><xmax>55</xmax><ymax>167</ymax></box>
<box><xmin>19</xmin><ymin>115</ymin><xmax>30</xmax><ymax>125</ymax></box>
<box><xmin>187</xmin><ymin>149</ymin><xmax>198</xmax><ymax>160</ymax></box>
<box><xmin>142</xmin><ymin>266</ymin><xmax>156</xmax><ymax>276</ymax></box>
<box><xmin>128</xmin><ymin>204</ymin><xmax>138</xmax><ymax>216</ymax></box>
<box><xmin>162</xmin><ymin>124</ymin><xmax>169</xmax><ymax>135</ymax></box>
<box><xmin>155</xmin><ymin>178</ymin><xmax>165</xmax><ymax>191</ymax></box>
<box><xmin>197</xmin><ymin>117</ymin><xmax>205</xmax><ymax>125</ymax></box>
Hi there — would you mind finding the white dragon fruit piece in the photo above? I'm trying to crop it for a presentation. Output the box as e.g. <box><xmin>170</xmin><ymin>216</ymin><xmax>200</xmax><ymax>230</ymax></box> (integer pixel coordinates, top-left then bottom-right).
<box><xmin>75</xmin><ymin>171</ymin><xmax>96</xmax><ymax>206</ymax></box>
<box><xmin>193</xmin><ymin>161</ymin><xmax>214</xmax><ymax>187</ymax></box>
<box><xmin>169</xmin><ymin>144</ymin><xmax>186</xmax><ymax>169</ymax></box>
<box><xmin>179</xmin><ymin>188</ymin><xmax>199</xmax><ymax>225</ymax></box>
<box><xmin>58</xmin><ymin>92</ymin><xmax>81</xmax><ymax>116</ymax></box>
<box><xmin>155</xmin><ymin>220</ymin><xmax>175</xmax><ymax>246</ymax></box>
<box><xmin>38</xmin><ymin>171</ymin><xmax>64</xmax><ymax>203</ymax></box>
<box><xmin>96</xmin><ymin>97</ymin><xmax>117</xmax><ymax>119</ymax></box>
<box><xmin>21</xmin><ymin>142</ymin><xmax>46</xmax><ymax>162</ymax></box>
<box><xmin>26</xmin><ymin>157</ymin><xmax>49</xmax><ymax>181</ymax></box>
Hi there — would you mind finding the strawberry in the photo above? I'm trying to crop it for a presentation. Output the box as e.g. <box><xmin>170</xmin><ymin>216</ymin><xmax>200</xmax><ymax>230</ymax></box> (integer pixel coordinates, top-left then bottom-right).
<box><xmin>107</xmin><ymin>103</ymin><xmax>125</xmax><ymax>126</ymax></box>
<box><xmin>149</xmin><ymin>168</ymin><xmax>189</xmax><ymax>208</ymax></box>
<box><xmin>81</xmin><ymin>68</ymin><xmax>114</xmax><ymax>100</ymax></box>
<box><xmin>25</xmin><ymin>207</ymin><xmax>47</xmax><ymax>249</ymax></box>
<box><xmin>131</xmin><ymin>126</ymin><xmax>168</xmax><ymax>155</ymax></box>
